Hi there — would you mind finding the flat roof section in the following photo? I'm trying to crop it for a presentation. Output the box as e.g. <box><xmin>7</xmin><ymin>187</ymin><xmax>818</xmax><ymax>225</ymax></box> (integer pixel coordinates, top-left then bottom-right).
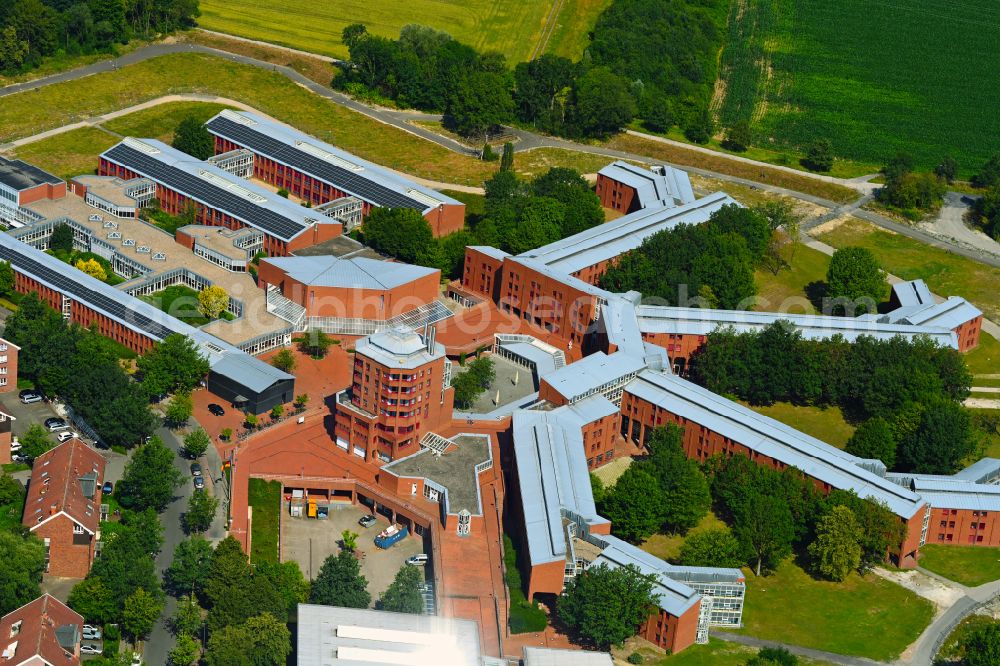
<box><xmin>540</xmin><ymin>351</ymin><xmax>645</xmax><ymax>404</ymax></box>
<box><xmin>205</xmin><ymin>111</ymin><xmax>462</xmax><ymax>214</ymax></box>
<box><xmin>73</xmin><ymin>175</ymin><xmax>142</xmax><ymax>207</ymax></box>
<box><xmin>0</xmin><ymin>156</ymin><xmax>62</xmax><ymax>191</ymax></box>
<box><xmin>101</xmin><ymin>139</ymin><xmax>326</xmax><ymax>242</ymax></box>
<box><xmin>382</xmin><ymin>433</ymin><xmax>492</xmax><ymax>516</ymax></box>
<box><xmin>261</xmin><ymin>255</ymin><xmax>437</xmax><ymax>290</ymax></box>
<box><xmin>597</xmin><ymin>161</ymin><xmax>695</xmax><ymax>208</ymax></box>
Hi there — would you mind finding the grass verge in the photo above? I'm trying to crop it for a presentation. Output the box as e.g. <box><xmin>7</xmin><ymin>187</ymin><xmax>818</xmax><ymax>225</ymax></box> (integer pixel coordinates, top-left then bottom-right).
<box><xmin>735</xmin><ymin>559</ymin><xmax>934</xmax><ymax>661</ymax></box>
<box><xmin>816</xmin><ymin>217</ymin><xmax>1000</xmax><ymax>323</ymax></box>
<box><xmin>185</xmin><ymin>30</ymin><xmax>335</xmax><ymax>86</ymax></box>
<box><xmin>918</xmin><ymin>545</ymin><xmax>1000</xmax><ymax>587</ymax></box>
<box><xmin>621</xmin><ymin>636</ymin><xmax>838</xmax><ymax>666</ymax></box>
<box><xmin>247</xmin><ymin>478</ymin><xmax>281</xmax><ymax>565</ymax></box>
<box><xmin>102</xmin><ymin>101</ymin><xmax>234</xmax><ymax>141</ymax></box>
<box><xmin>742</xmin><ymin>402</ymin><xmax>855</xmax><ymax>449</ymax></box>
<box><xmin>604</xmin><ymin>133</ymin><xmax>858</xmax><ymax>203</ymax></box>
<box><xmin>11</xmin><ymin>127</ymin><xmax>118</xmax><ymax>181</ymax></box>
<box><xmin>640</xmin><ymin>512</ymin><xmax>728</xmax><ymax>563</ymax></box>
<box><xmin>753</xmin><ymin>242</ymin><xmax>831</xmax><ymax>314</ymax></box>
<box><xmin>503</xmin><ymin>534</ymin><xmax>547</xmax><ymax>633</ymax></box>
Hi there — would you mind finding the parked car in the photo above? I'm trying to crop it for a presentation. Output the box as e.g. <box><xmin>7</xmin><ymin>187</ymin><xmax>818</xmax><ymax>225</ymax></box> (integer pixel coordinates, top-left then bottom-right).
<box><xmin>190</xmin><ymin>462</ymin><xmax>202</xmax><ymax>477</ymax></box>
<box><xmin>80</xmin><ymin>644</ymin><xmax>102</xmax><ymax>655</ymax></box>
<box><xmin>131</xmin><ymin>652</ymin><xmax>142</xmax><ymax>666</ymax></box>
<box><xmin>208</xmin><ymin>403</ymin><xmax>225</xmax><ymax>416</ymax></box>
<box><xmin>193</xmin><ymin>476</ymin><xmax>205</xmax><ymax>490</ymax></box>
<box><xmin>82</xmin><ymin>625</ymin><xmax>102</xmax><ymax>640</ymax></box>
<box><xmin>11</xmin><ymin>454</ymin><xmax>27</xmax><ymax>463</ymax></box>
<box><xmin>102</xmin><ymin>481</ymin><xmax>113</xmax><ymax>495</ymax></box>
<box><xmin>358</xmin><ymin>514</ymin><xmax>377</xmax><ymax>528</ymax></box>
<box><xmin>9</xmin><ymin>439</ymin><xmax>21</xmax><ymax>452</ymax></box>
<box><xmin>44</xmin><ymin>418</ymin><xmax>69</xmax><ymax>432</ymax></box>
<box><xmin>406</xmin><ymin>554</ymin><xmax>428</xmax><ymax>566</ymax></box>
<box><xmin>19</xmin><ymin>392</ymin><xmax>42</xmax><ymax>404</ymax></box>
<box><xmin>56</xmin><ymin>431</ymin><xmax>77</xmax><ymax>443</ymax></box>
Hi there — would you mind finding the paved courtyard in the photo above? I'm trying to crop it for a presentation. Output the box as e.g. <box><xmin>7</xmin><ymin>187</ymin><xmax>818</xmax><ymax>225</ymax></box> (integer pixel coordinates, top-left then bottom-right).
<box><xmin>280</xmin><ymin>501</ymin><xmax>426</xmax><ymax>602</ymax></box>
<box><xmin>456</xmin><ymin>355</ymin><xmax>537</xmax><ymax>413</ymax></box>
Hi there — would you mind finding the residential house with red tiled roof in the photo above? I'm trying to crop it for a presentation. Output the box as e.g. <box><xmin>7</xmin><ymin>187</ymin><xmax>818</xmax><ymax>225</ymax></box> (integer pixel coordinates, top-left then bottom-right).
<box><xmin>0</xmin><ymin>594</ymin><xmax>82</xmax><ymax>666</ymax></box>
<box><xmin>22</xmin><ymin>440</ymin><xmax>105</xmax><ymax>578</ymax></box>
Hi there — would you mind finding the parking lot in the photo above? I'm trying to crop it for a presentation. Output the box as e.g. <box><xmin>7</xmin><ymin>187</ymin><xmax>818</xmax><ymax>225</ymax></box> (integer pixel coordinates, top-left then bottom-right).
<box><xmin>280</xmin><ymin>502</ymin><xmax>426</xmax><ymax>601</ymax></box>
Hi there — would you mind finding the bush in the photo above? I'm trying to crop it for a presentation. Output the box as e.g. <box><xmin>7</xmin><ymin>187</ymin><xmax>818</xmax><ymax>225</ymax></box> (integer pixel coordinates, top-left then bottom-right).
<box><xmin>481</xmin><ymin>144</ymin><xmax>498</xmax><ymax>161</ymax></box>
<box><xmin>627</xmin><ymin>653</ymin><xmax>644</xmax><ymax>664</ymax></box>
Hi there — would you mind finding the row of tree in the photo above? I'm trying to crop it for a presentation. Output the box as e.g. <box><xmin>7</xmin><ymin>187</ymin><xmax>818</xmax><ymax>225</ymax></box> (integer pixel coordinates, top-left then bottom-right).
<box><xmin>3</xmin><ymin>291</ymin><xmax>210</xmax><ymax>448</ymax></box>
<box><xmin>598</xmin><ymin>204</ymin><xmax>774</xmax><ymax>309</ymax></box>
<box><xmin>691</xmin><ymin>323</ymin><xmax>976</xmax><ymax>473</ymax></box>
<box><xmin>0</xmin><ymin>0</ymin><xmax>199</xmax><ymax>74</ymax></box>
<box><xmin>335</xmin><ymin>1</ymin><xmax>725</xmax><ymax>140</ymax></box>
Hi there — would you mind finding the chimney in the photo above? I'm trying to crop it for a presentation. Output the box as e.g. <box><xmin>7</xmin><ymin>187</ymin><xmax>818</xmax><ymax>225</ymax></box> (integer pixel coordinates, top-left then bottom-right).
<box><xmin>426</xmin><ymin>325</ymin><xmax>436</xmax><ymax>354</ymax></box>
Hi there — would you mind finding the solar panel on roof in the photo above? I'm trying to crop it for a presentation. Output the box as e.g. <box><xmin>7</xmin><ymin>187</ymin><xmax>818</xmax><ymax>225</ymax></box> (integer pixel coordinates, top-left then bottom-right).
<box><xmin>205</xmin><ymin>117</ymin><xmax>428</xmax><ymax>210</ymax></box>
<box><xmin>103</xmin><ymin>144</ymin><xmax>307</xmax><ymax>241</ymax></box>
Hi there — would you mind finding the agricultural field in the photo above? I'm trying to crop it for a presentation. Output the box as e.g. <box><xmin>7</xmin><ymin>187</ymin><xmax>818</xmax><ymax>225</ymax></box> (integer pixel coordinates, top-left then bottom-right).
<box><xmin>715</xmin><ymin>0</ymin><xmax>1000</xmax><ymax>174</ymax></box>
<box><xmin>197</xmin><ymin>0</ymin><xmax>578</xmax><ymax>64</ymax></box>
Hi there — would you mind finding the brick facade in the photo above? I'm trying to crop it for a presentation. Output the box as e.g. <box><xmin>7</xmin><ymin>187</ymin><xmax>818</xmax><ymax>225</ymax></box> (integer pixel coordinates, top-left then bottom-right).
<box><xmin>0</xmin><ymin>337</ymin><xmax>18</xmax><ymax>392</ymax></box>
<box><xmin>927</xmin><ymin>506</ymin><xmax>999</xmax><ymax>546</ymax></box>
<box><xmin>595</xmin><ymin>173</ymin><xmax>639</xmax><ymax>214</ymax></box>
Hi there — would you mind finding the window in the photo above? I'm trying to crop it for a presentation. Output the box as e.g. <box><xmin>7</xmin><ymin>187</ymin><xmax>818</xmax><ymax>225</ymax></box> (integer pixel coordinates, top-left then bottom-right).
<box><xmin>9</xmin><ymin>621</ymin><xmax>21</xmax><ymax>638</ymax></box>
<box><xmin>73</xmin><ymin>524</ymin><xmax>85</xmax><ymax>534</ymax></box>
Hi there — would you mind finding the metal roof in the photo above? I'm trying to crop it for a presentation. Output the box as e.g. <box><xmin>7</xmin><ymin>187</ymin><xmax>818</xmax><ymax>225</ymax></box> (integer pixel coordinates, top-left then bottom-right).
<box><xmin>523</xmin><ymin>647</ymin><xmax>613</xmax><ymax>666</ymax></box>
<box><xmin>599</xmin><ymin>294</ymin><xmax>645</xmax><ymax>356</ymax></box>
<box><xmin>517</xmin><ymin>192</ymin><xmax>736</xmax><ymax>275</ymax></box>
<box><xmin>466</xmin><ymin>246</ymin><xmax>510</xmax><ymax>262</ymax></box>
<box><xmin>591</xmin><ymin>535</ymin><xmax>701</xmax><ymax>617</ymax></box>
<box><xmin>892</xmin><ymin>279</ymin><xmax>933</xmax><ymax>307</ymax></box>
<box><xmin>0</xmin><ymin>233</ymin><xmax>292</xmax><ymax>395</ymax></box>
<box><xmin>623</xmin><ymin>370</ymin><xmax>926</xmax><ymax>519</ymax></box>
<box><xmin>0</xmin><ymin>156</ymin><xmax>62</xmax><ymax>191</ymax></box>
<box><xmin>101</xmin><ymin>139</ymin><xmax>328</xmax><ymax>242</ymax></box>
<box><xmin>355</xmin><ymin>327</ymin><xmax>444</xmax><ymax>369</ymax></box>
<box><xmin>540</xmin><ymin>351</ymin><xmax>645</xmax><ymax>403</ymax></box>
<box><xmin>883</xmin><ymin>297</ymin><xmax>982</xmax><ymax>331</ymax></box>
<box><xmin>597</xmin><ymin>161</ymin><xmax>695</xmax><ymax>208</ymax></box>
<box><xmin>296</xmin><ymin>604</ymin><xmax>482</xmax><ymax>666</ymax></box>
<box><xmin>205</xmin><ymin>110</ymin><xmax>462</xmax><ymax>213</ymax></box>
<box><xmin>636</xmin><ymin>304</ymin><xmax>960</xmax><ymax>348</ymax></box>
<box><xmin>261</xmin><ymin>255</ymin><xmax>437</xmax><ymax>289</ymax></box>
<box><xmin>511</xmin><ymin>410</ymin><xmax>606</xmax><ymax>567</ymax></box>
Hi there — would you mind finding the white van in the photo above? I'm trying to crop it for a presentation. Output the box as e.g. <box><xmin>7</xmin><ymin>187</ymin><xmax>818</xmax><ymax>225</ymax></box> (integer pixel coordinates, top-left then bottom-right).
<box><xmin>406</xmin><ymin>554</ymin><xmax>428</xmax><ymax>566</ymax></box>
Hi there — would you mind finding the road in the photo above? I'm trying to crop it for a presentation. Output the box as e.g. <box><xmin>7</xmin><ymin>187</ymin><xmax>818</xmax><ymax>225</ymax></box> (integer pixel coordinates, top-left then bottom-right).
<box><xmin>144</xmin><ymin>416</ymin><xmax>227</xmax><ymax>666</ymax></box>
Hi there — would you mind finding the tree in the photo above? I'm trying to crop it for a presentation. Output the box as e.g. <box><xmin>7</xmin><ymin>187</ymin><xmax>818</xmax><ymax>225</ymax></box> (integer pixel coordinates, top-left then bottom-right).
<box><xmin>571</xmin><ymin>67</ymin><xmax>635</xmax><ymax>137</ymax></box>
<box><xmin>172</xmin><ymin>115</ymin><xmax>215</xmax><ymax>160</ymax></box>
<box><xmin>75</xmin><ymin>258</ymin><xmax>107</xmax><ymax>281</ymax></box>
<box><xmin>205</xmin><ymin>613</ymin><xmax>291</xmax><ymax>666</ymax></box>
<box><xmin>845</xmin><ymin>417</ymin><xmax>897</xmax><ymax>469</ymax></box>
<box><xmin>270</xmin><ymin>404</ymin><xmax>284</xmax><ymax>421</ymax></box>
<box><xmin>299</xmin><ymin>328</ymin><xmax>333</xmax><ymax>359</ymax></box>
<box><xmin>88</xmin><ymin>518</ymin><xmax>163</xmax><ymax>613</ymax></box>
<box><xmin>256</xmin><ymin>561</ymin><xmax>310</xmax><ymax>620</ymax></box>
<box><xmin>825</xmin><ymin>247</ymin><xmax>886</xmax><ymax>315</ymax></box>
<box><xmin>557</xmin><ymin>563</ymin><xmax>656</xmax><ymax>650</ymax></box>
<box><xmin>963</xmin><ymin>622</ymin><xmax>1000</xmax><ymax>666</ymax></box>
<box><xmin>0</xmin><ymin>532</ymin><xmax>45</xmax><ymax>615</ymax></box>
<box><xmin>733</xmin><ymin>492</ymin><xmax>795</xmax><ymax>576</ymax></box>
<box><xmin>205</xmin><ymin>537</ymin><xmax>254</xmax><ymax>628</ymax></box>
<box><xmin>137</xmin><ymin>333</ymin><xmax>210</xmax><ymax>397</ymax></box>
<box><xmin>934</xmin><ymin>156</ymin><xmax>959</xmax><ymax>183</ymax></box>
<box><xmin>342</xmin><ymin>23</ymin><xmax>367</xmax><ymax>50</ymax></box>
<box><xmin>68</xmin><ymin>577</ymin><xmax>117</xmax><ymax>624</ymax></box>
<box><xmin>165</xmin><ymin>536</ymin><xmax>214</xmax><ymax>598</ymax></box>
<box><xmin>896</xmin><ymin>398</ymin><xmax>974</xmax><ymax>473</ymax></box>
<box><xmin>446</xmin><ymin>70</ymin><xmax>514</xmax><ymax>138</ymax></box>
<box><xmin>165</xmin><ymin>391</ymin><xmax>194</xmax><ymax>427</ymax></box>
<box><xmin>168</xmin><ymin>633</ymin><xmax>201</xmax><ymax>666</ymax></box>
<box><xmin>49</xmin><ymin>223</ymin><xmax>74</xmax><ymax>253</ymax></box>
<box><xmin>361</xmin><ymin>207</ymin><xmax>434</xmax><ymax>264</ymax></box>
<box><xmin>117</xmin><ymin>436</ymin><xmax>184</xmax><ymax>512</ymax></box>
<box><xmin>500</xmin><ymin>142</ymin><xmax>515</xmax><ymax>172</ymax></box>
<box><xmin>184</xmin><ymin>490</ymin><xmax>219</xmax><ymax>535</ymax></box>
<box><xmin>599</xmin><ymin>466</ymin><xmax>666</xmax><ymax>543</ymax></box>
<box><xmin>531</xmin><ymin>167</ymin><xmax>603</xmax><ymax>236</ymax></box>
<box><xmin>722</xmin><ymin>120</ymin><xmax>752</xmax><ymax>152</ymax></box>
<box><xmin>683</xmin><ymin>107</ymin><xmax>713</xmax><ymax>144</ymax></box>
<box><xmin>378</xmin><ymin>565</ymin><xmax>423</xmax><ymax>614</ymax></box>
<box><xmin>0</xmin><ymin>473</ymin><xmax>22</xmax><ymax>507</ymax></box>
<box><xmin>972</xmin><ymin>155</ymin><xmax>1000</xmax><ymax>189</ymax></box>
<box><xmin>341</xmin><ymin>529</ymin><xmax>359</xmax><ymax>552</ymax></box>
<box><xmin>808</xmin><ymin>506</ymin><xmax>862</xmax><ymax>581</ymax></box>
<box><xmin>171</xmin><ymin>594</ymin><xmax>205</xmax><ymax>637</ymax></box>
<box><xmin>294</xmin><ymin>394</ymin><xmax>309</xmax><ymax>410</ymax></box>
<box><xmin>271</xmin><ymin>349</ymin><xmax>296</xmax><ymax>373</ymax></box>
<box><xmin>182</xmin><ymin>428</ymin><xmax>211</xmax><ymax>460</ymax></box>
<box><xmin>197</xmin><ymin>285</ymin><xmax>229</xmax><ymax>319</ymax></box>
<box><xmin>0</xmin><ymin>26</ymin><xmax>29</xmax><ymax>73</ymax></box>
<box><xmin>0</xmin><ymin>260</ymin><xmax>14</xmax><ymax>297</ymax></box>
<box><xmin>123</xmin><ymin>588</ymin><xmax>162</xmax><ymax>640</ymax></box>
<box><xmin>19</xmin><ymin>423</ymin><xmax>53</xmax><ymax>461</ymax></box>
<box><xmin>678</xmin><ymin>529</ymin><xmax>744</xmax><ymax>568</ymax></box>
<box><xmin>802</xmin><ymin>139</ymin><xmax>834</xmax><ymax>172</ymax></box>
<box><xmin>309</xmin><ymin>550</ymin><xmax>371</xmax><ymax>609</ymax></box>
<box><xmin>643</xmin><ymin>426</ymin><xmax>711</xmax><ymax>533</ymax></box>
<box><xmin>756</xmin><ymin>648</ymin><xmax>798</xmax><ymax>666</ymax></box>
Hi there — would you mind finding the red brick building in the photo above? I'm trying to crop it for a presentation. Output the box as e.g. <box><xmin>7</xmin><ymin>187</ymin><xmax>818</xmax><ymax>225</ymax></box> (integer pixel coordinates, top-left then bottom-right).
<box><xmin>595</xmin><ymin>162</ymin><xmax>695</xmax><ymax>214</ymax></box>
<box><xmin>0</xmin><ymin>594</ymin><xmax>83</xmax><ymax>666</ymax></box>
<box><xmin>99</xmin><ymin>138</ymin><xmax>342</xmax><ymax>256</ymax></box>
<box><xmin>886</xmin><ymin>280</ymin><xmax>983</xmax><ymax>352</ymax></box>
<box><xmin>22</xmin><ymin>440</ymin><xmax>105</xmax><ymax>579</ymax></box>
<box><xmin>257</xmin><ymin>255</ymin><xmax>440</xmax><ymax>321</ymax></box>
<box><xmin>0</xmin><ymin>156</ymin><xmax>66</xmax><ymax>228</ymax></box>
<box><xmin>0</xmin><ymin>407</ymin><xmax>15</xmax><ymax>467</ymax></box>
<box><xmin>205</xmin><ymin>110</ymin><xmax>466</xmax><ymax>237</ymax></box>
<box><xmin>0</xmin><ymin>337</ymin><xmax>18</xmax><ymax>393</ymax></box>
<box><xmin>335</xmin><ymin>327</ymin><xmax>454</xmax><ymax>464</ymax></box>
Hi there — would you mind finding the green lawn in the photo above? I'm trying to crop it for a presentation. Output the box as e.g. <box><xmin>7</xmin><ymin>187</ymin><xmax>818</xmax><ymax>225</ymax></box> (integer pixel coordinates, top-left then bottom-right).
<box><xmin>640</xmin><ymin>512</ymin><xmax>728</xmax><ymax>564</ymax></box>
<box><xmin>965</xmin><ymin>331</ymin><xmax>1000</xmax><ymax>378</ymax></box>
<box><xmin>918</xmin><ymin>545</ymin><xmax>1000</xmax><ymax>587</ymax></box>
<box><xmin>716</xmin><ymin>0</ymin><xmax>1000</xmax><ymax>175</ymax></box>
<box><xmin>12</xmin><ymin>127</ymin><xmax>119</xmax><ymax>181</ymax></box>
<box><xmin>743</xmin><ymin>402</ymin><xmax>855</xmax><ymax>449</ymax></box>
<box><xmin>102</xmin><ymin>101</ymin><xmax>234</xmax><ymax>142</ymax></box>
<box><xmin>247</xmin><ymin>478</ymin><xmax>281</xmax><ymax>565</ymax></box>
<box><xmin>735</xmin><ymin>559</ymin><xmax>934</xmax><ymax>661</ymax></box>
<box><xmin>621</xmin><ymin>638</ymin><xmax>838</xmax><ymax>666</ymax></box>
<box><xmin>753</xmin><ymin>242</ymin><xmax>831</xmax><ymax>315</ymax></box>
<box><xmin>542</xmin><ymin>0</ymin><xmax>612</xmax><ymax>61</ymax></box>
<box><xmin>816</xmin><ymin>218</ymin><xmax>1000</xmax><ymax>323</ymax></box>
<box><xmin>197</xmin><ymin>0</ymin><xmax>568</xmax><ymax>64</ymax></box>
<box><xmin>141</xmin><ymin>285</ymin><xmax>222</xmax><ymax>326</ymax></box>
<box><xmin>0</xmin><ymin>495</ymin><xmax>25</xmax><ymax>533</ymax></box>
